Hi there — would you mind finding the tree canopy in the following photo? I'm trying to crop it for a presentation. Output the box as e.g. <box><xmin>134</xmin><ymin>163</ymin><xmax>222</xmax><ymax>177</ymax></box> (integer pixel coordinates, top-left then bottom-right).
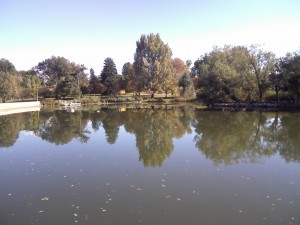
<box><xmin>0</xmin><ymin>59</ymin><xmax>20</xmax><ymax>102</ymax></box>
<box><xmin>192</xmin><ymin>45</ymin><xmax>277</xmax><ymax>104</ymax></box>
<box><xmin>100</xmin><ymin>57</ymin><xmax>119</xmax><ymax>96</ymax></box>
<box><xmin>134</xmin><ymin>33</ymin><xmax>173</xmax><ymax>98</ymax></box>
<box><xmin>0</xmin><ymin>58</ymin><xmax>17</xmax><ymax>73</ymax></box>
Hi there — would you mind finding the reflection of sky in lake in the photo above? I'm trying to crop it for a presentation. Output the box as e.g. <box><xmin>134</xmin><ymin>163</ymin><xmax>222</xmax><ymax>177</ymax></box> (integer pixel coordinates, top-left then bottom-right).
<box><xmin>0</xmin><ymin>109</ymin><xmax>299</xmax><ymax>225</ymax></box>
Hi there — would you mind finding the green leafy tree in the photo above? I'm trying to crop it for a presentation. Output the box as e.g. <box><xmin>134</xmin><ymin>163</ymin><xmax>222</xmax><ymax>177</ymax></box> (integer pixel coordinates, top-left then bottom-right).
<box><xmin>279</xmin><ymin>52</ymin><xmax>300</xmax><ymax>101</ymax></box>
<box><xmin>35</xmin><ymin>56</ymin><xmax>87</xmax><ymax>88</ymax></box>
<box><xmin>100</xmin><ymin>57</ymin><xmax>119</xmax><ymax>96</ymax></box>
<box><xmin>178</xmin><ymin>73</ymin><xmax>195</xmax><ymax>98</ymax></box>
<box><xmin>19</xmin><ymin>70</ymin><xmax>41</xmax><ymax>100</ymax></box>
<box><xmin>55</xmin><ymin>74</ymin><xmax>81</xmax><ymax>98</ymax></box>
<box><xmin>193</xmin><ymin>46</ymin><xmax>257</xmax><ymax>104</ymax></box>
<box><xmin>0</xmin><ymin>58</ymin><xmax>17</xmax><ymax>73</ymax></box>
<box><xmin>35</xmin><ymin>56</ymin><xmax>73</xmax><ymax>86</ymax></box>
<box><xmin>0</xmin><ymin>58</ymin><xmax>20</xmax><ymax>102</ymax></box>
<box><xmin>269</xmin><ymin>58</ymin><xmax>289</xmax><ymax>101</ymax></box>
<box><xmin>0</xmin><ymin>71</ymin><xmax>20</xmax><ymax>102</ymax></box>
<box><xmin>134</xmin><ymin>33</ymin><xmax>173</xmax><ymax>98</ymax></box>
<box><xmin>89</xmin><ymin>68</ymin><xmax>105</xmax><ymax>94</ymax></box>
<box><xmin>122</xmin><ymin>62</ymin><xmax>137</xmax><ymax>93</ymax></box>
<box><xmin>35</xmin><ymin>56</ymin><xmax>87</xmax><ymax>97</ymax></box>
<box><xmin>248</xmin><ymin>45</ymin><xmax>276</xmax><ymax>101</ymax></box>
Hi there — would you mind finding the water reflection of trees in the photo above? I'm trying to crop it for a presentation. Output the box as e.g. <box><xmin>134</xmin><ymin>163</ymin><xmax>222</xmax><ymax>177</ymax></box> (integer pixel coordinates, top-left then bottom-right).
<box><xmin>122</xmin><ymin>108</ymin><xmax>194</xmax><ymax>167</ymax></box>
<box><xmin>90</xmin><ymin>106</ymin><xmax>195</xmax><ymax>166</ymax></box>
<box><xmin>276</xmin><ymin>114</ymin><xmax>300</xmax><ymax>162</ymax></box>
<box><xmin>193</xmin><ymin>111</ymin><xmax>300</xmax><ymax>164</ymax></box>
<box><xmin>0</xmin><ymin>107</ymin><xmax>299</xmax><ymax>166</ymax></box>
<box><xmin>35</xmin><ymin>110</ymin><xmax>91</xmax><ymax>145</ymax></box>
<box><xmin>0</xmin><ymin>112</ymin><xmax>40</xmax><ymax>147</ymax></box>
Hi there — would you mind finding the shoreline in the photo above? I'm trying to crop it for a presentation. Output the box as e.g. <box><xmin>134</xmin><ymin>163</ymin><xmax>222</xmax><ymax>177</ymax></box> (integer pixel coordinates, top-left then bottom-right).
<box><xmin>211</xmin><ymin>102</ymin><xmax>300</xmax><ymax>111</ymax></box>
<box><xmin>2</xmin><ymin>100</ymin><xmax>300</xmax><ymax>113</ymax></box>
<box><xmin>0</xmin><ymin>101</ymin><xmax>41</xmax><ymax>115</ymax></box>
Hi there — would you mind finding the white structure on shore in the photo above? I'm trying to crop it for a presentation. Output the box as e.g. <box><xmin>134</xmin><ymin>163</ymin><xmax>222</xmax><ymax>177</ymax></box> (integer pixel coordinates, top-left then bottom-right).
<box><xmin>0</xmin><ymin>101</ymin><xmax>41</xmax><ymax>116</ymax></box>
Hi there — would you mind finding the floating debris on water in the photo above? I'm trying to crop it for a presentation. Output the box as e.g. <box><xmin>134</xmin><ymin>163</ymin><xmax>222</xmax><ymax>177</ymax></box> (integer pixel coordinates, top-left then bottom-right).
<box><xmin>41</xmin><ymin>197</ymin><xmax>49</xmax><ymax>201</ymax></box>
<box><xmin>161</xmin><ymin>184</ymin><xmax>166</xmax><ymax>188</ymax></box>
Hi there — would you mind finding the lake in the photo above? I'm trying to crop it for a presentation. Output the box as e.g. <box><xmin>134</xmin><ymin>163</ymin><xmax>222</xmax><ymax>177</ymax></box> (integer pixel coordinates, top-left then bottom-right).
<box><xmin>0</xmin><ymin>106</ymin><xmax>299</xmax><ymax>225</ymax></box>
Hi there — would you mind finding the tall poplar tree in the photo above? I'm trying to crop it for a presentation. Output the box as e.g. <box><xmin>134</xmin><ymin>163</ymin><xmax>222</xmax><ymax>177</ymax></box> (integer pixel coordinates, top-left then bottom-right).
<box><xmin>134</xmin><ymin>33</ymin><xmax>173</xmax><ymax>98</ymax></box>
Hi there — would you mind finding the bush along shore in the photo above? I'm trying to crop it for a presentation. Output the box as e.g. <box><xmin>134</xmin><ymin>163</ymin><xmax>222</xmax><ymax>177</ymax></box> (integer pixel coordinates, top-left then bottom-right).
<box><xmin>211</xmin><ymin>102</ymin><xmax>300</xmax><ymax>111</ymax></box>
<box><xmin>39</xmin><ymin>95</ymin><xmax>300</xmax><ymax>112</ymax></box>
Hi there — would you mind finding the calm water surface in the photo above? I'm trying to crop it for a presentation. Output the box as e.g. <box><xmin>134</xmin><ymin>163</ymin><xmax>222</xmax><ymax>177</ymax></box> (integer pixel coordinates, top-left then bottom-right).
<box><xmin>0</xmin><ymin>106</ymin><xmax>299</xmax><ymax>225</ymax></box>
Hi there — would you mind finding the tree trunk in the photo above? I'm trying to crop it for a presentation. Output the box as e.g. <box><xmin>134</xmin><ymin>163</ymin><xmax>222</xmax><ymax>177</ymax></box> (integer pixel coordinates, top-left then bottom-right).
<box><xmin>151</xmin><ymin>91</ymin><xmax>155</xmax><ymax>99</ymax></box>
<box><xmin>250</xmin><ymin>59</ymin><xmax>263</xmax><ymax>102</ymax></box>
<box><xmin>255</xmin><ymin>73</ymin><xmax>263</xmax><ymax>101</ymax></box>
<box><xmin>275</xmin><ymin>86</ymin><xmax>279</xmax><ymax>102</ymax></box>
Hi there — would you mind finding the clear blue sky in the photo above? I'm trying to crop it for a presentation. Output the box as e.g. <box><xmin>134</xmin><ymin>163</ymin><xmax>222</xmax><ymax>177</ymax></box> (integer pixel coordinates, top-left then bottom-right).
<box><xmin>1</xmin><ymin>0</ymin><xmax>300</xmax><ymax>74</ymax></box>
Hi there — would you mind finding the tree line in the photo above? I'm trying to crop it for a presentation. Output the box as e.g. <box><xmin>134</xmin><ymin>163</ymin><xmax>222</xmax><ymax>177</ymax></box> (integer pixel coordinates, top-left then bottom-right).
<box><xmin>0</xmin><ymin>33</ymin><xmax>299</xmax><ymax>103</ymax></box>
